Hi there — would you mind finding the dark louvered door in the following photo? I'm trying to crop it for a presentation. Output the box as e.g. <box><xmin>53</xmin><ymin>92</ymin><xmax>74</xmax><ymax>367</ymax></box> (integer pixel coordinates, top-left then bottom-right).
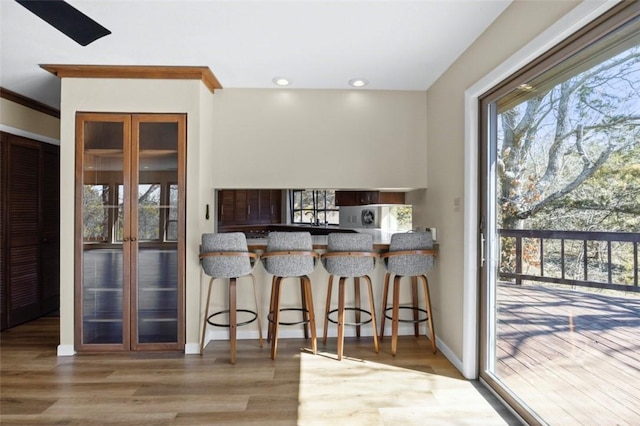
<box><xmin>0</xmin><ymin>133</ymin><xmax>6</xmax><ymax>330</ymax></box>
<box><xmin>0</xmin><ymin>133</ymin><xmax>60</xmax><ymax>329</ymax></box>
<box><xmin>6</xmin><ymin>136</ymin><xmax>42</xmax><ymax>327</ymax></box>
<box><xmin>41</xmin><ymin>144</ymin><xmax>60</xmax><ymax>314</ymax></box>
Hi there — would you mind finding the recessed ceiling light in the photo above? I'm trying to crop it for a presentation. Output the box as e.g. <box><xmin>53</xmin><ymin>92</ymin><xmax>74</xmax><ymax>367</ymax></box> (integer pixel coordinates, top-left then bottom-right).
<box><xmin>349</xmin><ymin>78</ymin><xmax>369</xmax><ymax>88</ymax></box>
<box><xmin>272</xmin><ymin>77</ymin><xmax>291</xmax><ymax>86</ymax></box>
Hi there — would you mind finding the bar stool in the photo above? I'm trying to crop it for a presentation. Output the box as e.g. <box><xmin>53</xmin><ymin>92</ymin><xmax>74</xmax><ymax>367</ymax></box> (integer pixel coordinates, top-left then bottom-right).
<box><xmin>199</xmin><ymin>232</ymin><xmax>263</xmax><ymax>363</ymax></box>
<box><xmin>261</xmin><ymin>232</ymin><xmax>318</xmax><ymax>360</ymax></box>
<box><xmin>379</xmin><ymin>231</ymin><xmax>437</xmax><ymax>356</ymax></box>
<box><xmin>321</xmin><ymin>233</ymin><xmax>379</xmax><ymax>360</ymax></box>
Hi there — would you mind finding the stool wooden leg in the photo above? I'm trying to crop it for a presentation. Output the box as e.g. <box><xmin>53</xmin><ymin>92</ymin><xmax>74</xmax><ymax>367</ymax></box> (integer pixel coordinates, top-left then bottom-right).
<box><xmin>379</xmin><ymin>273</ymin><xmax>391</xmax><ymax>340</ymax></box>
<box><xmin>354</xmin><ymin>277</ymin><xmax>361</xmax><ymax>338</ymax></box>
<box><xmin>249</xmin><ymin>274</ymin><xmax>263</xmax><ymax>348</ymax></box>
<box><xmin>323</xmin><ymin>275</ymin><xmax>334</xmax><ymax>345</ymax></box>
<box><xmin>411</xmin><ymin>276</ymin><xmax>419</xmax><ymax>337</ymax></box>
<box><xmin>391</xmin><ymin>275</ymin><xmax>401</xmax><ymax>356</ymax></box>
<box><xmin>302</xmin><ymin>275</ymin><xmax>317</xmax><ymax>355</ymax></box>
<box><xmin>267</xmin><ymin>276</ymin><xmax>277</xmax><ymax>343</ymax></box>
<box><xmin>337</xmin><ymin>277</ymin><xmax>346</xmax><ymax>360</ymax></box>
<box><xmin>300</xmin><ymin>279</ymin><xmax>309</xmax><ymax>339</ymax></box>
<box><xmin>271</xmin><ymin>277</ymin><xmax>283</xmax><ymax>360</ymax></box>
<box><xmin>364</xmin><ymin>275</ymin><xmax>379</xmax><ymax>354</ymax></box>
<box><xmin>229</xmin><ymin>277</ymin><xmax>237</xmax><ymax>364</ymax></box>
<box><xmin>200</xmin><ymin>277</ymin><xmax>215</xmax><ymax>355</ymax></box>
<box><xmin>419</xmin><ymin>275</ymin><xmax>437</xmax><ymax>354</ymax></box>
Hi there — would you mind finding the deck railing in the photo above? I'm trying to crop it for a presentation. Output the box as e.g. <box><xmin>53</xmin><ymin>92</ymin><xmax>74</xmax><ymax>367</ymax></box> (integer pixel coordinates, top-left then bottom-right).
<box><xmin>498</xmin><ymin>229</ymin><xmax>640</xmax><ymax>293</ymax></box>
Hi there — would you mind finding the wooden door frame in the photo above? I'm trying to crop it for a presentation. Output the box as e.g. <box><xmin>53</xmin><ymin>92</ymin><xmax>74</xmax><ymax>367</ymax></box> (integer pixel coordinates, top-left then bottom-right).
<box><xmin>130</xmin><ymin>113</ymin><xmax>186</xmax><ymax>351</ymax></box>
<box><xmin>75</xmin><ymin>113</ymin><xmax>132</xmax><ymax>352</ymax></box>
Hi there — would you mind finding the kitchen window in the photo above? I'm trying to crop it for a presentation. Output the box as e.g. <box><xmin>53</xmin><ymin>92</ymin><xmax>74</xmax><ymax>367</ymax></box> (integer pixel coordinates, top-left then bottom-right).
<box><xmin>290</xmin><ymin>190</ymin><xmax>339</xmax><ymax>225</ymax></box>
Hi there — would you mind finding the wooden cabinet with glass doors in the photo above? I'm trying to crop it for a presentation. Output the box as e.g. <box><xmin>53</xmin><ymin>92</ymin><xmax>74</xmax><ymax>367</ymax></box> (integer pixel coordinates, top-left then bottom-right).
<box><xmin>75</xmin><ymin>113</ymin><xmax>185</xmax><ymax>351</ymax></box>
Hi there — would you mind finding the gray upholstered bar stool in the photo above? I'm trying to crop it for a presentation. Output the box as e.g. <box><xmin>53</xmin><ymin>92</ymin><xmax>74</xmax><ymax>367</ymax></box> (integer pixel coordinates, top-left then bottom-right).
<box><xmin>379</xmin><ymin>231</ymin><xmax>437</xmax><ymax>356</ymax></box>
<box><xmin>261</xmin><ymin>232</ymin><xmax>319</xmax><ymax>360</ymax></box>
<box><xmin>321</xmin><ymin>233</ymin><xmax>379</xmax><ymax>360</ymax></box>
<box><xmin>199</xmin><ymin>232</ymin><xmax>263</xmax><ymax>363</ymax></box>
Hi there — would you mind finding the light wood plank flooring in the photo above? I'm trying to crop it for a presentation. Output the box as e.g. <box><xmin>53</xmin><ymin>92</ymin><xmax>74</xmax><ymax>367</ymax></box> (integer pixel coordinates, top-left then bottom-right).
<box><xmin>1</xmin><ymin>317</ymin><xmax>519</xmax><ymax>425</ymax></box>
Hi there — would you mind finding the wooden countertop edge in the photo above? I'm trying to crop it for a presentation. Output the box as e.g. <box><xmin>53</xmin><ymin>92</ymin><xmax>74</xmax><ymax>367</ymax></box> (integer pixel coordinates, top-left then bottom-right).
<box><xmin>247</xmin><ymin>243</ymin><xmax>422</xmax><ymax>251</ymax></box>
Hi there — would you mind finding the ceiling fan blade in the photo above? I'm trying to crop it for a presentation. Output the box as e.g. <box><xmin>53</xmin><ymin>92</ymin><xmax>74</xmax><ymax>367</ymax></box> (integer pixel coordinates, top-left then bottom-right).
<box><xmin>16</xmin><ymin>0</ymin><xmax>111</xmax><ymax>46</ymax></box>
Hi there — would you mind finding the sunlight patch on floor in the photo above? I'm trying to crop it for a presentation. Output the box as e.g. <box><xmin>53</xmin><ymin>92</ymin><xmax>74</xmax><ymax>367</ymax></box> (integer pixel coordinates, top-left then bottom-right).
<box><xmin>297</xmin><ymin>350</ymin><xmax>512</xmax><ymax>425</ymax></box>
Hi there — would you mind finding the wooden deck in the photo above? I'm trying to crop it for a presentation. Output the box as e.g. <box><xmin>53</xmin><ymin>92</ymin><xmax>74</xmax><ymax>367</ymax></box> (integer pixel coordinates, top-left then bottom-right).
<box><xmin>497</xmin><ymin>283</ymin><xmax>640</xmax><ymax>425</ymax></box>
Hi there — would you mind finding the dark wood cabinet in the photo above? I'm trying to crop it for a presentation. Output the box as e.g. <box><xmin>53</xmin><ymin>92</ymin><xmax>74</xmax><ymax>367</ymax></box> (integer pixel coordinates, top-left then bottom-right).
<box><xmin>217</xmin><ymin>189</ymin><xmax>282</xmax><ymax>227</ymax></box>
<box><xmin>378</xmin><ymin>191</ymin><xmax>406</xmax><ymax>204</ymax></box>
<box><xmin>0</xmin><ymin>132</ymin><xmax>60</xmax><ymax>331</ymax></box>
<box><xmin>335</xmin><ymin>191</ymin><xmax>405</xmax><ymax>206</ymax></box>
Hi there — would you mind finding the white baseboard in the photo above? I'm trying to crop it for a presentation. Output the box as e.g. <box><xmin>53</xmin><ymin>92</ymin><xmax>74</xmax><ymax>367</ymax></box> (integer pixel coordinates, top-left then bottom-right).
<box><xmin>57</xmin><ymin>344</ymin><xmax>76</xmax><ymax>356</ymax></box>
<box><xmin>435</xmin><ymin>336</ymin><xmax>465</xmax><ymax>376</ymax></box>
<box><xmin>184</xmin><ymin>342</ymin><xmax>201</xmax><ymax>355</ymax></box>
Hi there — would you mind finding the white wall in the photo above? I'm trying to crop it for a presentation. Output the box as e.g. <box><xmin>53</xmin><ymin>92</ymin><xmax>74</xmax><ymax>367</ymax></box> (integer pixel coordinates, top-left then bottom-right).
<box><xmin>0</xmin><ymin>97</ymin><xmax>60</xmax><ymax>144</ymax></box>
<box><xmin>211</xmin><ymin>89</ymin><xmax>427</xmax><ymax>190</ymax></box>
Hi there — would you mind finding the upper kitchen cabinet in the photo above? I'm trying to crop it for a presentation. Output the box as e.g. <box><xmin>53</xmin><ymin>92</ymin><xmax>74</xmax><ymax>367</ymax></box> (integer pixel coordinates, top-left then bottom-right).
<box><xmin>217</xmin><ymin>189</ymin><xmax>282</xmax><ymax>228</ymax></box>
<box><xmin>335</xmin><ymin>191</ymin><xmax>405</xmax><ymax>206</ymax></box>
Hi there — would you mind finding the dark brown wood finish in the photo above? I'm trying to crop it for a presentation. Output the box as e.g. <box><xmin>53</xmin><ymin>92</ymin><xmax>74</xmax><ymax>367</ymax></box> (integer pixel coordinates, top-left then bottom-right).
<box><xmin>0</xmin><ymin>133</ymin><xmax>4</xmax><ymax>330</ymax></box>
<box><xmin>0</xmin><ymin>132</ymin><xmax>60</xmax><ymax>330</ymax></box>
<box><xmin>218</xmin><ymin>189</ymin><xmax>282</xmax><ymax>227</ymax></box>
<box><xmin>335</xmin><ymin>190</ymin><xmax>405</xmax><ymax>206</ymax></box>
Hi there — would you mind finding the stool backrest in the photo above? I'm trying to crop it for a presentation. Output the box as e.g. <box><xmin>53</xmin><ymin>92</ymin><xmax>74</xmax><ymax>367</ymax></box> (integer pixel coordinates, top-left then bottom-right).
<box><xmin>324</xmin><ymin>233</ymin><xmax>374</xmax><ymax>277</ymax></box>
<box><xmin>386</xmin><ymin>231</ymin><xmax>434</xmax><ymax>276</ymax></box>
<box><xmin>264</xmin><ymin>232</ymin><xmax>315</xmax><ymax>277</ymax></box>
<box><xmin>201</xmin><ymin>233</ymin><xmax>252</xmax><ymax>278</ymax></box>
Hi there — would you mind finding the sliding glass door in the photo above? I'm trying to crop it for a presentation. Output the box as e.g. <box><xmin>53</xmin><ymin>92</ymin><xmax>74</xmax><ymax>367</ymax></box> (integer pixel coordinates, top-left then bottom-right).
<box><xmin>480</xmin><ymin>4</ymin><xmax>640</xmax><ymax>424</ymax></box>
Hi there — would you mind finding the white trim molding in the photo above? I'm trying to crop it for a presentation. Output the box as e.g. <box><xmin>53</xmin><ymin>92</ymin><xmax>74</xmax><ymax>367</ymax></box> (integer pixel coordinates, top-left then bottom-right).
<box><xmin>0</xmin><ymin>124</ymin><xmax>60</xmax><ymax>145</ymax></box>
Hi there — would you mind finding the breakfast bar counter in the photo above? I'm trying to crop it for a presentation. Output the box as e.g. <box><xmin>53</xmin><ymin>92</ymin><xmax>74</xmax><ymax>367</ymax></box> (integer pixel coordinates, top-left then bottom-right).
<box><xmin>246</xmin><ymin>228</ymin><xmax>396</xmax><ymax>251</ymax></box>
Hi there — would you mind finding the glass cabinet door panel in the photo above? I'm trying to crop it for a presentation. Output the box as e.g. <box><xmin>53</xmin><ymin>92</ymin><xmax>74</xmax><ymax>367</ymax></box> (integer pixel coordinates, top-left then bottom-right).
<box><xmin>81</xmin><ymin>119</ymin><xmax>127</xmax><ymax>346</ymax></box>
<box><xmin>134</xmin><ymin>120</ymin><xmax>180</xmax><ymax>345</ymax></box>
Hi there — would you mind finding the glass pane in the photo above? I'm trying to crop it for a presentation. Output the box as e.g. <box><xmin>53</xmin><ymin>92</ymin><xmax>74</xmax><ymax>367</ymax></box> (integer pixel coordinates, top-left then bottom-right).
<box><xmin>138</xmin><ymin>184</ymin><xmax>161</xmax><ymax>241</ymax></box>
<box><xmin>487</xmin><ymin>16</ymin><xmax>640</xmax><ymax>423</ymax></box>
<box><xmin>83</xmin><ymin>184</ymin><xmax>110</xmax><ymax>242</ymax></box>
<box><xmin>136</xmin><ymin>121</ymin><xmax>179</xmax><ymax>344</ymax></box>
<box><xmin>82</xmin><ymin>120</ymin><xmax>124</xmax><ymax>345</ymax></box>
<box><xmin>167</xmin><ymin>184</ymin><xmax>179</xmax><ymax>241</ymax></box>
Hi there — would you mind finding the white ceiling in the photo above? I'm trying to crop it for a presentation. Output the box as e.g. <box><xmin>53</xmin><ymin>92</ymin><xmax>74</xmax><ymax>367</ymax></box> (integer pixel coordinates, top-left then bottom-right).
<box><xmin>0</xmin><ymin>0</ymin><xmax>511</xmax><ymax>109</ymax></box>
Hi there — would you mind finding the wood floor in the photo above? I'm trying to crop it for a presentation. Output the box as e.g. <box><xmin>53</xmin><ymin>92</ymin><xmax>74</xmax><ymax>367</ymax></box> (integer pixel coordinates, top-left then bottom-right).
<box><xmin>497</xmin><ymin>283</ymin><xmax>640</xmax><ymax>425</ymax></box>
<box><xmin>1</xmin><ymin>316</ymin><xmax>519</xmax><ymax>425</ymax></box>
